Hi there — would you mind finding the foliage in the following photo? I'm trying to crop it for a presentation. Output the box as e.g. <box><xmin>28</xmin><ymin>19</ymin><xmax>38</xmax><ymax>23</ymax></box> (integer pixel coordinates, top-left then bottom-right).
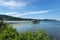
<box><xmin>0</xmin><ymin>25</ymin><xmax>20</xmax><ymax>40</ymax></box>
<box><xmin>19</xmin><ymin>30</ymin><xmax>50</xmax><ymax>40</ymax></box>
<box><xmin>0</xmin><ymin>23</ymin><xmax>50</xmax><ymax>40</ymax></box>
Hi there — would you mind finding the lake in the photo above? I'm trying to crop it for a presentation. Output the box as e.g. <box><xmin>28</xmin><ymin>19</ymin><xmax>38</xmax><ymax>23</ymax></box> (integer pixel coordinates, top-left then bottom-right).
<box><xmin>4</xmin><ymin>21</ymin><xmax>60</xmax><ymax>40</ymax></box>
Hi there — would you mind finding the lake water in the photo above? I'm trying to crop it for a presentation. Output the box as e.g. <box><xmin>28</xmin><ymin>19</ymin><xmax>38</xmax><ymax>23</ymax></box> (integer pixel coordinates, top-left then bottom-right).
<box><xmin>4</xmin><ymin>21</ymin><xmax>60</xmax><ymax>40</ymax></box>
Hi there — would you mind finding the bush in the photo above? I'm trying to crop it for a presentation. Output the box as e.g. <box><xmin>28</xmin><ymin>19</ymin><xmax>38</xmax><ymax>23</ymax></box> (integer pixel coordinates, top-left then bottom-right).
<box><xmin>0</xmin><ymin>23</ymin><xmax>50</xmax><ymax>40</ymax></box>
<box><xmin>19</xmin><ymin>30</ymin><xmax>50</xmax><ymax>40</ymax></box>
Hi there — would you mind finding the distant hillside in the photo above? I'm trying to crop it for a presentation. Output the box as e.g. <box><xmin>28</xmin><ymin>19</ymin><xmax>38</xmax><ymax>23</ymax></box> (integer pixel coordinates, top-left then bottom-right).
<box><xmin>0</xmin><ymin>15</ymin><xmax>23</xmax><ymax>21</ymax></box>
<box><xmin>0</xmin><ymin>15</ymin><xmax>58</xmax><ymax>21</ymax></box>
<box><xmin>0</xmin><ymin>15</ymin><xmax>38</xmax><ymax>21</ymax></box>
<box><xmin>40</xmin><ymin>19</ymin><xmax>57</xmax><ymax>21</ymax></box>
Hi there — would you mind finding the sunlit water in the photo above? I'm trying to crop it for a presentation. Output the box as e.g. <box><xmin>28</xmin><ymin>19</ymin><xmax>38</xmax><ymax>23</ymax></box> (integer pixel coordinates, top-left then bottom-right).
<box><xmin>4</xmin><ymin>21</ymin><xmax>60</xmax><ymax>40</ymax></box>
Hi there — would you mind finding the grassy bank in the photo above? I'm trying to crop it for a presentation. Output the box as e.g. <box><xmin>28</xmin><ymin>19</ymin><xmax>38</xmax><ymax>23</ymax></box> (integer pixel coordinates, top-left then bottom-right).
<box><xmin>0</xmin><ymin>22</ymin><xmax>51</xmax><ymax>40</ymax></box>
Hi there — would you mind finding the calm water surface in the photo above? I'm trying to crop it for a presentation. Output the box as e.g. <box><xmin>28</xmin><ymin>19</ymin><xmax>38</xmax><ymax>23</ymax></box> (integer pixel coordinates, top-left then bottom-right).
<box><xmin>4</xmin><ymin>21</ymin><xmax>60</xmax><ymax>40</ymax></box>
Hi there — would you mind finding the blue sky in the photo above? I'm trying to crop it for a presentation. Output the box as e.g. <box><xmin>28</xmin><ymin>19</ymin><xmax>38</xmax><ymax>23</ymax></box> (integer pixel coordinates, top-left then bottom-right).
<box><xmin>0</xmin><ymin>0</ymin><xmax>60</xmax><ymax>20</ymax></box>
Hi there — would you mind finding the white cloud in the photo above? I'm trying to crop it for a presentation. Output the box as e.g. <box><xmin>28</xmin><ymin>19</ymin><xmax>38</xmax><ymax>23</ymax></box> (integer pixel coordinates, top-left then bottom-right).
<box><xmin>0</xmin><ymin>0</ymin><xmax>27</xmax><ymax>8</ymax></box>
<box><xmin>0</xmin><ymin>0</ymin><xmax>39</xmax><ymax>8</ymax></box>
<box><xmin>19</xmin><ymin>10</ymin><xmax>50</xmax><ymax>16</ymax></box>
<box><xmin>0</xmin><ymin>10</ymin><xmax>50</xmax><ymax>17</ymax></box>
<box><xmin>0</xmin><ymin>12</ymin><xmax>17</xmax><ymax>15</ymax></box>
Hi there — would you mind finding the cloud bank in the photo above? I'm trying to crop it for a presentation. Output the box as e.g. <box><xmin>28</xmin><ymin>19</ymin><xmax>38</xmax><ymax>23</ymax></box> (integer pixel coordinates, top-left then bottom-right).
<box><xmin>0</xmin><ymin>10</ymin><xmax>50</xmax><ymax>17</ymax></box>
<box><xmin>0</xmin><ymin>0</ymin><xmax>27</xmax><ymax>8</ymax></box>
<box><xmin>20</xmin><ymin>10</ymin><xmax>50</xmax><ymax>15</ymax></box>
<box><xmin>0</xmin><ymin>0</ymin><xmax>38</xmax><ymax>8</ymax></box>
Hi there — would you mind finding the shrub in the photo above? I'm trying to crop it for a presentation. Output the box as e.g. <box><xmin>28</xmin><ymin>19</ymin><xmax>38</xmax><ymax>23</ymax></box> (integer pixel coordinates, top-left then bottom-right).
<box><xmin>0</xmin><ymin>23</ymin><xmax>50</xmax><ymax>40</ymax></box>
